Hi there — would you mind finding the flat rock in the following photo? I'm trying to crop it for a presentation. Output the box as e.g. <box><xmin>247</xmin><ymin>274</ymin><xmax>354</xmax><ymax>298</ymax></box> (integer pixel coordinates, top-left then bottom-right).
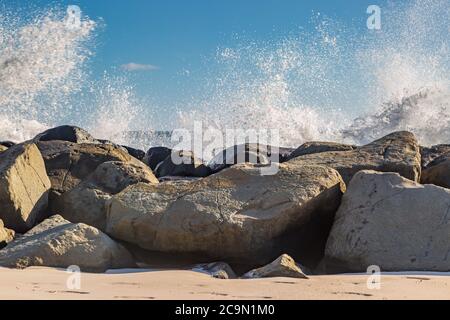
<box><xmin>0</xmin><ymin>143</ymin><xmax>51</xmax><ymax>233</ymax></box>
<box><xmin>287</xmin><ymin>131</ymin><xmax>421</xmax><ymax>184</ymax></box>
<box><xmin>54</xmin><ymin>161</ymin><xmax>158</xmax><ymax>230</ymax></box>
<box><xmin>0</xmin><ymin>215</ymin><xmax>135</xmax><ymax>272</ymax></box>
<box><xmin>242</xmin><ymin>254</ymin><xmax>308</xmax><ymax>279</ymax></box>
<box><xmin>106</xmin><ymin>162</ymin><xmax>345</xmax><ymax>266</ymax></box>
<box><xmin>325</xmin><ymin>170</ymin><xmax>450</xmax><ymax>272</ymax></box>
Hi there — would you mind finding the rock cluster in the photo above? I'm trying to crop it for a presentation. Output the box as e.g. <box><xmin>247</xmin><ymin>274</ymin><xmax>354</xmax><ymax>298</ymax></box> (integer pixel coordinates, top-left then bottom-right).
<box><xmin>0</xmin><ymin>126</ymin><xmax>448</xmax><ymax>276</ymax></box>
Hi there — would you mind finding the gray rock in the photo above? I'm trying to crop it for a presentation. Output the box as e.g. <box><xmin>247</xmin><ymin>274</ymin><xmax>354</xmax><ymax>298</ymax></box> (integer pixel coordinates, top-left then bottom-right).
<box><xmin>286</xmin><ymin>141</ymin><xmax>356</xmax><ymax>161</ymax></box>
<box><xmin>0</xmin><ymin>215</ymin><xmax>135</xmax><ymax>272</ymax></box>
<box><xmin>34</xmin><ymin>125</ymin><xmax>97</xmax><ymax>144</ymax></box>
<box><xmin>287</xmin><ymin>131</ymin><xmax>421</xmax><ymax>184</ymax></box>
<box><xmin>420</xmin><ymin>144</ymin><xmax>450</xmax><ymax>168</ymax></box>
<box><xmin>106</xmin><ymin>163</ymin><xmax>345</xmax><ymax>266</ymax></box>
<box><xmin>0</xmin><ymin>143</ymin><xmax>51</xmax><ymax>233</ymax></box>
<box><xmin>242</xmin><ymin>254</ymin><xmax>308</xmax><ymax>279</ymax></box>
<box><xmin>155</xmin><ymin>150</ymin><xmax>210</xmax><ymax>178</ymax></box>
<box><xmin>143</xmin><ymin>146</ymin><xmax>172</xmax><ymax>170</ymax></box>
<box><xmin>325</xmin><ymin>170</ymin><xmax>450</xmax><ymax>272</ymax></box>
<box><xmin>54</xmin><ymin>161</ymin><xmax>158</xmax><ymax>230</ymax></box>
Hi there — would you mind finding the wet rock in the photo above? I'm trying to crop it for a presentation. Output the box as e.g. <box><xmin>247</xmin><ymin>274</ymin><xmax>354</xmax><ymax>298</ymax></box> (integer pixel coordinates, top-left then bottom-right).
<box><xmin>143</xmin><ymin>147</ymin><xmax>172</xmax><ymax>171</ymax></box>
<box><xmin>34</xmin><ymin>125</ymin><xmax>97</xmax><ymax>144</ymax></box>
<box><xmin>154</xmin><ymin>150</ymin><xmax>210</xmax><ymax>178</ymax></box>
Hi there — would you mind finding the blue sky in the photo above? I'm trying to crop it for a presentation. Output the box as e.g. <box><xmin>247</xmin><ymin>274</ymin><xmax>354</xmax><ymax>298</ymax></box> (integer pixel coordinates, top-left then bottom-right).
<box><xmin>3</xmin><ymin>0</ymin><xmax>391</xmax><ymax>120</ymax></box>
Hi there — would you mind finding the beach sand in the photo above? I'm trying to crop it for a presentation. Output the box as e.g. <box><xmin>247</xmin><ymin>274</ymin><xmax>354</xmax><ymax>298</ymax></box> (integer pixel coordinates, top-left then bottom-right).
<box><xmin>0</xmin><ymin>267</ymin><xmax>449</xmax><ymax>300</ymax></box>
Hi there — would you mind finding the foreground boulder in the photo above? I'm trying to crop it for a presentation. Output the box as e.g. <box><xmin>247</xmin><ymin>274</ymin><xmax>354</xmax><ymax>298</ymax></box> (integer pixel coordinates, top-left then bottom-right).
<box><xmin>0</xmin><ymin>220</ymin><xmax>14</xmax><ymax>249</ymax></box>
<box><xmin>34</xmin><ymin>125</ymin><xmax>97</xmax><ymax>144</ymax></box>
<box><xmin>0</xmin><ymin>143</ymin><xmax>51</xmax><ymax>233</ymax></box>
<box><xmin>288</xmin><ymin>131</ymin><xmax>421</xmax><ymax>184</ymax></box>
<box><xmin>285</xmin><ymin>142</ymin><xmax>356</xmax><ymax>161</ymax></box>
<box><xmin>106</xmin><ymin>163</ymin><xmax>345</xmax><ymax>267</ymax></box>
<box><xmin>325</xmin><ymin>171</ymin><xmax>450</xmax><ymax>272</ymax></box>
<box><xmin>54</xmin><ymin>161</ymin><xmax>158</xmax><ymax>230</ymax></box>
<box><xmin>154</xmin><ymin>150</ymin><xmax>210</xmax><ymax>178</ymax></box>
<box><xmin>242</xmin><ymin>254</ymin><xmax>308</xmax><ymax>279</ymax></box>
<box><xmin>37</xmin><ymin>141</ymin><xmax>149</xmax><ymax>196</ymax></box>
<box><xmin>0</xmin><ymin>215</ymin><xmax>135</xmax><ymax>272</ymax></box>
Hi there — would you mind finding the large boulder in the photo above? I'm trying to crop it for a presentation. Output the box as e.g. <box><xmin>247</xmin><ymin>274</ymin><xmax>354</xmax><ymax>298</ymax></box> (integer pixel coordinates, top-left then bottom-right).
<box><xmin>421</xmin><ymin>154</ymin><xmax>450</xmax><ymax>188</ymax></box>
<box><xmin>0</xmin><ymin>219</ymin><xmax>15</xmax><ymax>249</ymax></box>
<box><xmin>0</xmin><ymin>215</ymin><xmax>135</xmax><ymax>272</ymax></box>
<box><xmin>37</xmin><ymin>140</ymin><xmax>149</xmax><ymax>196</ymax></box>
<box><xmin>287</xmin><ymin>131</ymin><xmax>421</xmax><ymax>184</ymax></box>
<box><xmin>285</xmin><ymin>142</ymin><xmax>356</xmax><ymax>161</ymax></box>
<box><xmin>34</xmin><ymin>125</ymin><xmax>97</xmax><ymax>144</ymax></box>
<box><xmin>242</xmin><ymin>254</ymin><xmax>308</xmax><ymax>279</ymax></box>
<box><xmin>154</xmin><ymin>150</ymin><xmax>210</xmax><ymax>178</ymax></box>
<box><xmin>324</xmin><ymin>171</ymin><xmax>450</xmax><ymax>272</ymax></box>
<box><xmin>106</xmin><ymin>162</ymin><xmax>345</xmax><ymax>267</ymax></box>
<box><xmin>0</xmin><ymin>143</ymin><xmax>51</xmax><ymax>233</ymax></box>
<box><xmin>54</xmin><ymin>161</ymin><xmax>158</xmax><ymax>230</ymax></box>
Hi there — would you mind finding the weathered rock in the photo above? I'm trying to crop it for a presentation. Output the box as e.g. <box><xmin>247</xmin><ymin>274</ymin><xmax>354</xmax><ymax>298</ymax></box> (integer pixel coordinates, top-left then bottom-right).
<box><xmin>0</xmin><ymin>143</ymin><xmax>51</xmax><ymax>233</ymax></box>
<box><xmin>420</xmin><ymin>144</ymin><xmax>450</xmax><ymax>168</ymax></box>
<box><xmin>106</xmin><ymin>163</ymin><xmax>345</xmax><ymax>266</ymax></box>
<box><xmin>208</xmin><ymin>144</ymin><xmax>283</xmax><ymax>173</ymax></box>
<box><xmin>155</xmin><ymin>150</ymin><xmax>211</xmax><ymax>178</ymax></box>
<box><xmin>325</xmin><ymin>170</ymin><xmax>450</xmax><ymax>272</ymax></box>
<box><xmin>54</xmin><ymin>161</ymin><xmax>158</xmax><ymax>230</ymax></box>
<box><xmin>143</xmin><ymin>147</ymin><xmax>172</xmax><ymax>170</ymax></box>
<box><xmin>37</xmin><ymin>140</ymin><xmax>148</xmax><ymax>196</ymax></box>
<box><xmin>0</xmin><ymin>215</ymin><xmax>135</xmax><ymax>272</ymax></box>
<box><xmin>193</xmin><ymin>262</ymin><xmax>237</xmax><ymax>279</ymax></box>
<box><xmin>34</xmin><ymin>125</ymin><xmax>97</xmax><ymax>144</ymax></box>
<box><xmin>421</xmin><ymin>154</ymin><xmax>450</xmax><ymax>188</ymax></box>
<box><xmin>0</xmin><ymin>219</ymin><xmax>15</xmax><ymax>249</ymax></box>
<box><xmin>286</xmin><ymin>142</ymin><xmax>356</xmax><ymax>161</ymax></box>
<box><xmin>242</xmin><ymin>254</ymin><xmax>308</xmax><ymax>279</ymax></box>
<box><xmin>288</xmin><ymin>131</ymin><xmax>421</xmax><ymax>184</ymax></box>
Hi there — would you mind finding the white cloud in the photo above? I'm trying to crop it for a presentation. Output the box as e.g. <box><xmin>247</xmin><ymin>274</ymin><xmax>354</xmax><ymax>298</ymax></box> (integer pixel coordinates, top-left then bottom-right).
<box><xmin>121</xmin><ymin>62</ymin><xmax>159</xmax><ymax>72</ymax></box>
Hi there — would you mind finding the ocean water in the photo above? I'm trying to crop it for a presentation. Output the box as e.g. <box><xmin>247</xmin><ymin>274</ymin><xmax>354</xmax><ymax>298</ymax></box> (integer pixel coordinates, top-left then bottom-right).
<box><xmin>0</xmin><ymin>0</ymin><xmax>449</xmax><ymax>150</ymax></box>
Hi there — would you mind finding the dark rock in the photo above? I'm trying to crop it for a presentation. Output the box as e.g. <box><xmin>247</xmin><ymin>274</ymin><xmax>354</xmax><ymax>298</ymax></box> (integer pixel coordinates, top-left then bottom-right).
<box><xmin>143</xmin><ymin>147</ymin><xmax>172</xmax><ymax>170</ymax></box>
<box><xmin>34</xmin><ymin>125</ymin><xmax>97</xmax><ymax>144</ymax></box>
<box><xmin>155</xmin><ymin>150</ymin><xmax>210</xmax><ymax>178</ymax></box>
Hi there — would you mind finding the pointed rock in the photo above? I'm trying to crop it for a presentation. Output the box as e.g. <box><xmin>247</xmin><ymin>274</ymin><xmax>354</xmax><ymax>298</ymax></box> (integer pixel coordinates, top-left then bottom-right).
<box><xmin>242</xmin><ymin>254</ymin><xmax>308</xmax><ymax>279</ymax></box>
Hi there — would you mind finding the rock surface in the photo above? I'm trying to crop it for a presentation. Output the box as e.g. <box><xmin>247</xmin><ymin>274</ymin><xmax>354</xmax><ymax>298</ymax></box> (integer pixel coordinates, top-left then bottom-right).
<box><xmin>54</xmin><ymin>161</ymin><xmax>158</xmax><ymax>230</ymax></box>
<box><xmin>193</xmin><ymin>262</ymin><xmax>237</xmax><ymax>279</ymax></box>
<box><xmin>420</xmin><ymin>144</ymin><xmax>450</xmax><ymax>168</ymax></box>
<box><xmin>286</xmin><ymin>142</ymin><xmax>356</xmax><ymax>161</ymax></box>
<box><xmin>0</xmin><ymin>220</ymin><xmax>15</xmax><ymax>249</ymax></box>
<box><xmin>242</xmin><ymin>254</ymin><xmax>308</xmax><ymax>279</ymax></box>
<box><xmin>0</xmin><ymin>215</ymin><xmax>135</xmax><ymax>272</ymax></box>
<box><xmin>154</xmin><ymin>150</ymin><xmax>210</xmax><ymax>178</ymax></box>
<box><xmin>0</xmin><ymin>143</ymin><xmax>51</xmax><ymax>233</ymax></box>
<box><xmin>0</xmin><ymin>145</ymin><xmax>7</xmax><ymax>153</ymax></box>
<box><xmin>34</xmin><ymin>125</ymin><xmax>97</xmax><ymax>144</ymax></box>
<box><xmin>288</xmin><ymin>131</ymin><xmax>421</xmax><ymax>184</ymax></box>
<box><xmin>106</xmin><ymin>162</ymin><xmax>345</xmax><ymax>266</ymax></box>
<box><xmin>325</xmin><ymin>170</ymin><xmax>450</xmax><ymax>272</ymax></box>
<box><xmin>37</xmin><ymin>141</ymin><xmax>149</xmax><ymax>196</ymax></box>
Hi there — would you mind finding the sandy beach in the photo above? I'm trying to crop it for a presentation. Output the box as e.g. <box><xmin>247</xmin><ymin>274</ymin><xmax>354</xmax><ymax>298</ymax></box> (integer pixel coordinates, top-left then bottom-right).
<box><xmin>0</xmin><ymin>267</ymin><xmax>449</xmax><ymax>300</ymax></box>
